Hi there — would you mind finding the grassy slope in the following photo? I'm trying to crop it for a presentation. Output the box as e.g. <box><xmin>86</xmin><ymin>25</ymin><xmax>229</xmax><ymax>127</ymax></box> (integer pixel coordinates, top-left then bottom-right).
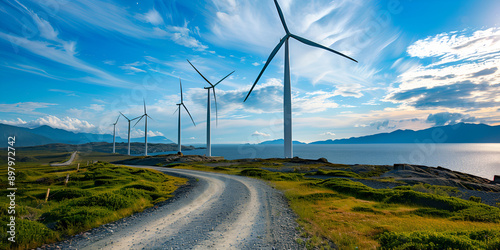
<box><xmin>0</xmin><ymin>154</ymin><xmax>186</xmax><ymax>249</ymax></box>
<box><xmin>172</xmin><ymin>163</ymin><xmax>500</xmax><ymax>250</ymax></box>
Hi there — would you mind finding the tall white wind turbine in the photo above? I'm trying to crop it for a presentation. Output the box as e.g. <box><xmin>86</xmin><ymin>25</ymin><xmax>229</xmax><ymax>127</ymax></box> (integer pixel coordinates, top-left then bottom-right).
<box><xmin>120</xmin><ymin>112</ymin><xmax>140</xmax><ymax>156</ymax></box>
<box><xmin>244</xmin><ymin>0</ymin><xmax>358</xmax><ymax>158</ymax></box>
<box><xmin>134</xmin><ymin>99</ymin><xmax>154</xmax><ymax>156</ymax></box>
<box><xmin>174</xmin><ymin>78</ymin><xmax>196</xmax><ymax>153</ymax></box>
<box><xmin>112</xmin><ymin>114</ymin><xmax>120</xmax><ymax>154</ymax></box>
<box><xmin>187</xmin><ymin>59</ymin><xmax>234</xmax><ymax>157</ymax></box>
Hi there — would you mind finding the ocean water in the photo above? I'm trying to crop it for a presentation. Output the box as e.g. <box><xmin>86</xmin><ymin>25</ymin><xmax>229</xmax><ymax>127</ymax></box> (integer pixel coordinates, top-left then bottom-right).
<box><xmin>150</xmin><ymin>143</ymin><xmax>500</xmax><ymax>180</ymax></box>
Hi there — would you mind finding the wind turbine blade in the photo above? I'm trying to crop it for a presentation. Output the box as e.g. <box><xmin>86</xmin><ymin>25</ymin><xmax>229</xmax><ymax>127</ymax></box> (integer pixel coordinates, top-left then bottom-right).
<box><xmin>120</xmin><ymin>112</ymin><xmax>129</xmax><ymax>121</ymax></box>
<box><xmin>273</xmin><ymin>0</ymin><xmax>290</xmax><ymax>34</ymax></box>
<box><xmin>115</xmin><ymin>115</ymin><xmax>120</xmax><ymax>124</ymax></box>
<box><xmin>133</xmin><ymin>115</ymin><xmax>144</xmax><ymax>127</ymax></box>
<box><xmin>182</xmin><ymin>103</ymin><xmax>196</xmax><ymax>126</ymax></box>
<box><xmin>187</xmin><ymin>59</ymin><xmax>214</xmax><ymax>87</ymax></box>
<box><xmin>179</xmin><ymin>78</ymin><xmax>183</xmax><ymax>103</ymax></box>
<box><xmin>290</xmin><ymin>34</ymin><xmax>358</xmax><ymax>63</ymax></box>
<box><xmin>143</xmin><ymin>98</ymin><xmax>147</xmax><ymax>114</ymax></box>
<box><xmin>213</xmin><ymin>71</ymin><xmax>235</xmax><ymax>87</ymax></box>
<box><xmin>173</xmin><ymin>106</ymin><xmax>179</xmax><ymax>115</ymax></box>
<box><xmin>146</xmin><ymin>114</ymin><xmax>154</xmax><ymax>121</ymax></box>
<box><xmin>244</xmin><ymin>36</ymin><xmax>287</xmax><ymax>102</ymax></box>
<box><xmin>213</xmin><ymin>88</ymin><xmax>218</xmax><ymax>126</ymax></box>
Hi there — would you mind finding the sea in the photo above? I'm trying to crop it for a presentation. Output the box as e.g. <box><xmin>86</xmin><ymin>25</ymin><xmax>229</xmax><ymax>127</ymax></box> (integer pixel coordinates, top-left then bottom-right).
<box><xmin>149</xmin><ymin>143</ymin><xmax>500</xmax><ymax>180</ymax></box>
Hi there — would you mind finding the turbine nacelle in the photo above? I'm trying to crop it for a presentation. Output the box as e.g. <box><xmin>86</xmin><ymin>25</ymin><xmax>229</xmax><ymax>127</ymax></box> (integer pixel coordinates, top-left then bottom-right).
<box><xmin>187</xmin><ymin>59</ymin><xmax>234</xmax><ymax>125</ymax></box>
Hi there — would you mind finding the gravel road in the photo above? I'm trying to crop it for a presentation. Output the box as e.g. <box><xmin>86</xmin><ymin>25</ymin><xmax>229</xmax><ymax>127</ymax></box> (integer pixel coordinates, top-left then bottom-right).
<box><xmin>45</xmin><ymin>166</ymin><xmax>301</xmax><ymax>249</ymax></box>
<box><xmin>50</xmin><ymin>151</ymin><xmax>78</xmax><ymax>166</ymax></box>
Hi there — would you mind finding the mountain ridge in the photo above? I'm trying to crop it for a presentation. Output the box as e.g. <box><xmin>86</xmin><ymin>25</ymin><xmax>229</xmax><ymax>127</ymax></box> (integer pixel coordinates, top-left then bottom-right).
<box><xmin>0</xmin><ymin>123</ymin><xmax>173</xmax><ymax>147</ymax></box>
<box><xmin>310</xmin><ymin>123</ymin><xmax>500</xmax><ymax>144</ymax></box>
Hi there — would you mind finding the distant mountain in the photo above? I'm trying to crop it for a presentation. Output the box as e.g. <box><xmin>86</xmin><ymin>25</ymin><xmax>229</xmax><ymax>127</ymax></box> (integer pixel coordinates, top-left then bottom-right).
<box><xmin>0</xmin><ymin>124</ymin><xmax>173</xmax><ymax>147</ymax></box>
<box><xmin>0</xmin><ymin>124</ymin><xmax>55</xmax><ymax>147</ymax></box>
<box><xmin>259</xmin><ymin>139</ymin><xmax>306</xmax><ymax>145</ymax></box>
<box><xmin>310</xmin><ymin>123</ymin><xmax>500</xmax><ymax>144</ymax></box>
<box><xmin>17</xmin><ymin>142</ymin><xmax>195</xmax><ymax>155</ymax></box>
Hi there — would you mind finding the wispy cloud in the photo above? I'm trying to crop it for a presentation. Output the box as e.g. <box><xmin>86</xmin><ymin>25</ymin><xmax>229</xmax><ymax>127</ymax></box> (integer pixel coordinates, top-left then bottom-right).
<box><xmin>252</xmin><ymin>131</ymin><xmax>271</xmax><ymax>137</ymax></box>
<box><xmin>386</xmin><ymin>28</ymin><xmax>500</xmax><ymax>112</ymax></box>
<box><xmin>206</xmin><ymin>0</ymin><xmax>400</xmax><ymax>89</ymax></box>
<box><xmin>0</xmin><ymin>102</ymin><xmax>57</xmax><ymax>115</ymax></box>
<box><xmin>0</xmin><ymin>3</ymin><xmax>138</xmax><ymax>88</ymax></box>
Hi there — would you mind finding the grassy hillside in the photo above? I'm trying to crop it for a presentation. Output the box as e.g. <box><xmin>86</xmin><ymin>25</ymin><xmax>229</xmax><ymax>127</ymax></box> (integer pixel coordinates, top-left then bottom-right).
<box><xmin>171</xmin><ymin>163</ymin><xmax>500</xmax><ymax>249</ymax></box>
<box><xmin>0</xmin><ymin>161</ymin><xmax>186</xmax><ymax>249</ymax></box>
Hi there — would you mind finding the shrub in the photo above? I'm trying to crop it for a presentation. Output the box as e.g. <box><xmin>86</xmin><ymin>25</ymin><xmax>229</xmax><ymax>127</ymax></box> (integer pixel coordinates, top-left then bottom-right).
<box><xmin>49</xmin><ymin>189</ymin><xmax>91</xmax><ymax>201</ymax></box>
<box><xmin>378</xmin><ymin>231</ymin><xmax>480</xmax><ymax>250</ymax></box>
<box><xmin>469</xmin><ymin>196</ymin><xmax>482</xmax><ymax>203</ymax></box>
<box><xmin>123</xmin><ymin>184</ymin><xmax>157</xmax><ymax>192</ymax></box>
<box><xmin>239</xmin><ymin>168</ymin><xmax>302</xmax><ymax>181</ymax></box>
<box><xmin>320</xmin><ymin>178</ymin><xmax>500</xmax><ymax>223</ymax></box>
<box><xmin>312</xmin><ymin>170</ymin><xmax>361</xmax><ymax>178</ymax></box>
<box><xmin>76</xmin><ymin>193</ymin><xmax>131</xmax><ymax>210</ymax></box>
<box><xmin>377</xmin><ymin>230</ymin><xmax>500</xmax><ymax>250</ymax></box>
<box><xmin>413</xmin><ymin>208</ymin><xmax>452</xmax><ymax>218</ymax></box>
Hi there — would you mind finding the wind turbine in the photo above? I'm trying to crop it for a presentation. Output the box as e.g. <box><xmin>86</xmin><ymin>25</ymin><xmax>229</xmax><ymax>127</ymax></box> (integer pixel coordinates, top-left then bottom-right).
<box><xmin>174</xmin><ymin>78</ymin><xmax>196</xmax><ymax>153</ymax></box>
<box><xmin>187</xmin><ymin>59</ymin><xmax>234</xmax><ymax>157</ymax></box>
<box><xmin>112</xmin><ymin>114</ymin><xmax>120</xmax><ymax>154</ymax></box>
<box><xmin>134</xmin><ymin>99</ymin><xmax>154</xmax><ymax>156</ymax></box>
<box><xmin>244</xmin><ymin>0</ymin><xmax>358</xmax><ymax>158</ymax></box>
<box><xmin>120</xmin><ymin>112</ymin><xmax>140</xmax><ymax>156</ymax></box>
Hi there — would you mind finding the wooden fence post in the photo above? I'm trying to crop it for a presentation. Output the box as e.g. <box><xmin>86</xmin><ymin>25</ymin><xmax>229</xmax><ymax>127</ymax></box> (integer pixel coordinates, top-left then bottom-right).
<box><xmin>45</xmin><ymin>188</ymin><xmax>50</xmax><ymax>202</ymax></box>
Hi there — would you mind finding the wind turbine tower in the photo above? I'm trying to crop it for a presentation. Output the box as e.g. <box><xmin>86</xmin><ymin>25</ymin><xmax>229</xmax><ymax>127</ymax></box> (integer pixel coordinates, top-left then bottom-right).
<box><xmin>175</xmin><ymin>78</ymin><xmax>196</xmax><ymax>153</ymax></box>
<box><xmin>112</xmin><ymin>115</ymin><xmax>120</xmax><ymax>153</ymax></box>
<box><xmin>120</xmin><ymin>112</ymin><xmax>139</xmax><ymax>156</ymax></box>
<box><xmin>244</xmin><ymin>0</ymin><xmax>358</xmax><ymax>158</ymax></box>
<box><xmin>134</xmin><ymin>99</ymin><xmax>154</xmax><ymax>156</ymax></box>
<box><xmin>187</xmin><ymin>59</ymin><xmax>234</xmax><ymax>157</ymax></box>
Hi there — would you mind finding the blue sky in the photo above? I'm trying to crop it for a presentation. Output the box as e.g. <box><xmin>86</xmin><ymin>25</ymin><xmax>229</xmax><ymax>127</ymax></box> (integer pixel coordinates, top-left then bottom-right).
<box><xmin>1</xmin><ymin>0</ymin><xmax>499</xmax><ymax>144</ymax></box>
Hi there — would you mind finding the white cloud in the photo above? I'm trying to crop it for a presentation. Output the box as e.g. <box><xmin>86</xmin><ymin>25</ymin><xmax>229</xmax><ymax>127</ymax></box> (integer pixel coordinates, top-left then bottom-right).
<box><xmin>386</xmin><ymin>28</ymin><xmax>500</xmax><ymax>111</ymax></box>
<box><xmin>166</xmin><ymin>23</ymin><xmax>208</xmax><ymax>51</ymax></box>
<box><xmin>333</xmin><ymin>83</ymin><xmax>364</xmax><ymax>98</ymax></box>
<box><xmin>207</xmin><ymin>0</ymin><xmax>400</xmax><ymax>89</ymax></box>
<box><xmin>148</xmin><ymin>130</ymin><xmax>164</xmax><ymax>137</ymax></box>
<box><xmin>89</xmin><ymin>104</ymin><xmax>105</xmax><ymax>112</ymax></box>
<box><xmin>252</xmin><ymin>131</ymin><xmax>271</xmax><ymax>137</ymax></box>
<box><xmin>0</xmin><ymin>102</ymin><xmax>57</xmax><ymax>115</ymax></box>
<box><xmin>2</xmin><ymin>115</ymin><xmax>97</xmax><ymax>133</ymax></box>
<box><xmin>321</xmin><ymin>132</ymin><xmax>336</xmax><ymax>136</ymax></box>
<box><xmin>0</xmin><ymin>118</ymin><xmax>27</xmax><ymax>126</ymax></box>
<box><xmin>0</xmin><ymin>32</ymin><xmax>135</xmax><ymax>88</ymax></box>
<box><xmin>136</xmin><ymin>9</ymin><xmax>164</xmax><ymax>25</ymax></box>
<box><xmin>252</xmin><ymin>62</ymin><xmax>260</xmax><ymax>66</ymax></box>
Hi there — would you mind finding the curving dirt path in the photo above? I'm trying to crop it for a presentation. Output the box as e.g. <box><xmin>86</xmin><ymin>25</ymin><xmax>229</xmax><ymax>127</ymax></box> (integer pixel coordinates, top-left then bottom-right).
<box><xmin>48</xmin><ymin>166</ymin><xmax>301</xmax><ymax>249</ymax></box>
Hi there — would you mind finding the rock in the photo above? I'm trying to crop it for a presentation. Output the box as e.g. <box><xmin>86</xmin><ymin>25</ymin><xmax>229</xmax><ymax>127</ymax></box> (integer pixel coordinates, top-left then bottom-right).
<box><xmin>494</xmin><ymin>175</ymin><xmax>500</xmax><ymax>184</ymax></box>
<box><xmin>317</xmin><ymin>157</ymin><xmax>328</xmax><ymax>163</ymax></box>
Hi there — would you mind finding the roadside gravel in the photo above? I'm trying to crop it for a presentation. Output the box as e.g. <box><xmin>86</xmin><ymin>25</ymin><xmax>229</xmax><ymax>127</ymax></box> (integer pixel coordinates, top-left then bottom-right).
<box><xmin>42</xmin><ymin>167</ymin><xmax>301</xmax><ymax>249</ymax></box>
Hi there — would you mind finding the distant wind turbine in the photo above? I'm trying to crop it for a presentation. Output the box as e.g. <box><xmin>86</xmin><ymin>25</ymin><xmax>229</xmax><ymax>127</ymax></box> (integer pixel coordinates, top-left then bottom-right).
<box><xmin>243</xmin><ymin>0</ymin><xmax>358</xmax><ymax>158</ymax></box>
<box><xmin>120</xmin><ymin>112</ymin><xmax>140</xmax><ymax>156</ymax></box>
<box><xmin>174</xmin><ymin>78</ymin><xmax>196</xmax><ymax>153</ymax></box>
<box><xmin>187</xmin><ymin>59</ymin><xmax>234</xmax><ymax>157</ymax></box>
<box><xmin>134</xmin><ymin>99</ymin><xmax>154</xmax><ymax>156</ymax></box>
<box><xmin>112</xmin><ymin>114</ymin><xmax>120</xmax><ymax>154</ymax></box>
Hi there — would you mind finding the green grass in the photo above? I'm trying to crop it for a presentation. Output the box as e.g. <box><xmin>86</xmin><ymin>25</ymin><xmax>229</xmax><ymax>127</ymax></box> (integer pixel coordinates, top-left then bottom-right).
<box><xmin>171</xmin><ymin>162</ymin><xmax>500</xmax><ymax>249</ymax></box>
<box><xmin>0</xmin><ymin>162</ymin><xmax>186</xmax><ymax>249</ymax></box>
<box><xmin>307</xmin><ymin>169</ymin><xmax>361</xmax><ymax>178</ymax></box>
<box><xmin>319</xmin><ymin>178</ymin><xmax>500</xmax><ymax>222</ymax></box>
